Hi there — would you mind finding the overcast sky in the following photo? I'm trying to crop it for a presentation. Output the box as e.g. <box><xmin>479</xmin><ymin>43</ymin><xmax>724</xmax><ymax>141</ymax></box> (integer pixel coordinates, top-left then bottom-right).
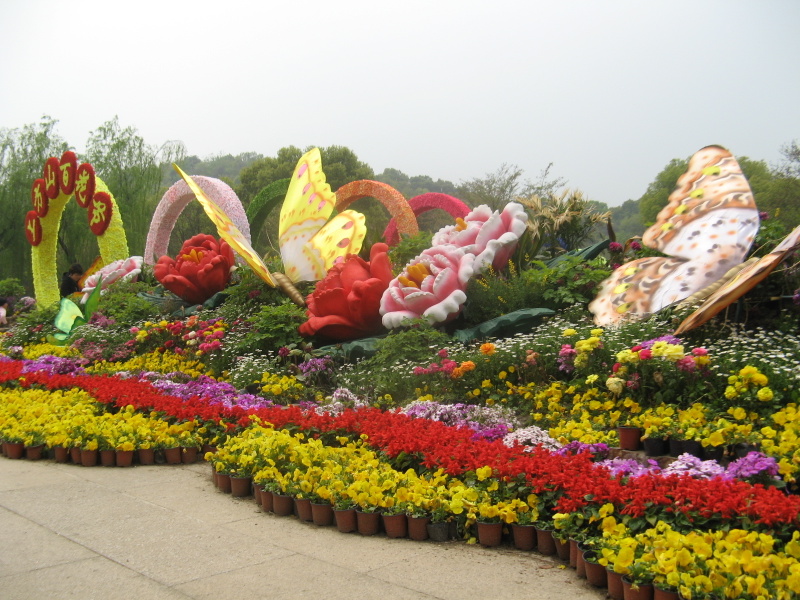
<box><xmin>2</xmin><ymin>0</ymin><xmax>798</xmax><ymax>207</ymax></box>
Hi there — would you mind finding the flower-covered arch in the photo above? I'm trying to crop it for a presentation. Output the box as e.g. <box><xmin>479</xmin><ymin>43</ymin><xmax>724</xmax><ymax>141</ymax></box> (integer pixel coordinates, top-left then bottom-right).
<box><xmin>333</xmin><ymin>180</ymin><xmax>418</xmax><ymax>240</ymax></box>
<box><xmin>144</xmin><ymin>176</ymin><xmax>251</xmax><ymax>265</ymax></box>
<box><xmin>382</xmin><ymin>193</ymin><xmax>471</xmax><ymax>246</ymax></box>
<box><xmin>25</xmin><ymin>152</ymin><xmax>129</xmax><ymax>308</ymax></box>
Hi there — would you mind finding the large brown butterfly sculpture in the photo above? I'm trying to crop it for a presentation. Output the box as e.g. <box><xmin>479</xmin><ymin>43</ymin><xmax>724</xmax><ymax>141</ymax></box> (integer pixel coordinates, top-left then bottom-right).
<box><xmin>590</xmin><ymin>145</ymin><xmax>761</xmax><ymax>326</ymax></box>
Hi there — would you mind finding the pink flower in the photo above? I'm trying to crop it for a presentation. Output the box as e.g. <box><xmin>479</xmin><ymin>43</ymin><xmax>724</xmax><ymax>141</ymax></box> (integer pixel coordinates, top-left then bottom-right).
<box><xmin>299</xmin><ymin>243</ymin><xmax>394</xmax><ymax>340</ymax></box>
<box><xmin>432</xmin><ymin>202</ymin><xmax>528</xmax><ymax>271</ymax></box>
<box><xmin>380</xmin><ymin>245</ymin><xmax>475</xmax><ymax>328</ymax></box>
<box><xmin>629</xmin><ymin>241</ymin><xmax>642</xmax><ymax>251</ymax></box>
<box><xmin>81</xmin><ymin>256</ymin><xmax>143</xmax><ymax>303</ymax></box>
<box><xmin>438</xmin><ymin>348</ymin><xmax>449</xmax><ymax>358</ymax></box>
<box><xmin>692</xmin><ymin>347</ymin><xmax>708</xmax><ymax>356</ymax></box>
<box><xmin>154</xmin><ymin>234</ymin><xmax>235</xmax><ymax>305</ymax></box>
<box><xmin>676</xmin><ymin>356</ymin><xmax>696</xmax><ymax>372</ymax></box>
<box><xmin>608</xmin><ymin>242</ymin><xmax>624</xmax><ymax>252</ymax></box>
<box><xmin>638</xmin><ymin>349</ymin><xmax>653</xmax><ymax>360</ymax></box>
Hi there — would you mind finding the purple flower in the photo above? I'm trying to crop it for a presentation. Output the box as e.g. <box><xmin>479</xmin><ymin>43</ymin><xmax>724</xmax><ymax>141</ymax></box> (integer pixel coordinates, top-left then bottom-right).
<box><xmin>661</xmin><ymin>453</ymin><xmax>727</xmax><ymax>479</ymax></box>
<box><xmin>629</xmin><ymin>241</ymin><xmax>642</xmax><ymax>251</ymax></box>
<box><xmin>759</xmin><ymin>211</ymin><xmax>770</xmax><ymax>221</ymax></box>
<box><xmin>597</xmin><ymin>458</ymin><xmax>658</xmax><ymax>479</ymax></box>
<box><xmin>726</xmin><ymin>451</ymin><xmax>780</xmax><ymax>481</ymax></box>
<box><xmin>640</xmin><ymin>335</ymin><xmax>683</xmax><ymax>349</ymax></box>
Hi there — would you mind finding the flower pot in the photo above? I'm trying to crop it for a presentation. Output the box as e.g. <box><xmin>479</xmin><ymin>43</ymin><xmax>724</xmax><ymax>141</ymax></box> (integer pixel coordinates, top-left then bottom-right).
<box><xmin>654</xmin><ymin>586</ymin><xmax>680</xmax><ymax>600</ymax></box>
<box><xmin>617</xmin><ymin>427</ymin><xmax>642</xmax><ymax>451</ymax></box>
<box><xmin>163</xmin><ymin>446</ymin><xmax>182</xmax><ymax>464</ymax></box>
<box><xmin>311</xmin><ymin>502</ymin><xmax>334</xmax><ymax>526</ymax></box>
<box><xmin>584</xmin><ymin>555</ymin><xmax>607</xmax><ymax>587</ymax></box>
<box><xmin>202</xmin><ymin>444</ymin><xmax>217</xmax><ymax>457</ymax></box>
<box><xmin>407</xmin><ymin>515</ymin><xmax>430</xmax><ymax>541</ymax></box>
<box><xmin>6</xmin><ymin>442</ymin><xmax>24</xmax><ymax>460</ymax></box>
<box><xmin>568</xmin><ymin>538</ymin><xmax>579</xmax><ymax>568</ymax></box>
<box><xmin>606</xmin><ymin>569</ymin><xmax>625</xmax><ymax>600</ymax></box>
<box><xmin>554</xmin><ymin>536</ymin><xmax>570</xmax><ymax>561</ymax></box>
<box><xmin>668</xmin><ymin>438</ymin><xmax>684</xmax><ymax>457</ymax></box>
<box><xmin>253</xmin><ymin>486</ymin><xmax>262</xmax><ymax>505</ymax></box>
<box><xmin>70</xmin><ymin>446</ymin><xmax>81</xmax><ymax>464</ymax></box>
<box><xmin>535</xmin><ymin>527</ymin><xmax>557</xmax><ymax>556</ymax></box>
<box><xmin>427</xmin><ymin>521</ymin><xmax>450</xmax><ymax>542</ymax></box>
<box><xmin>382</xmin><ymin>513</ymin><xmax>408</xmax><ymax>538</ymax></box>
<box><xmin>511</xmin><ymin>524</ymin><xmax>536</xmax><ymax>551</ymax></box>
<box><xmin>356</xmin><ymin>510</ymin><xmax>380</xmax><ymax>536</ymax></box>
<box><xmin>701</xmin><ymin>445</ymin><xmax>724</xmax><ymax>462</ymax></box>
<box><xmin>294</xmin><ymin>497</ymin><xmax>313</xmax><ymax>521</ymax></box>
<box><xmin>733</xmin><ymin>442</ymin><xmax>758</xmax><ymax>458</ymax></box>
<box><xmin>216</xmin><ymin>473</ymin><xmax>232</xmax><ymax>494</ymax></box>
<box><xmin>682</xmin><ymin>440</ymin><xmax>702</xmax><ymax>458</ymax></box>
<box><xmin>334</xmin><ymin>508</ymin><xmax>357</xmax><ymax>533</ymax></box>
<box><xmin>137</xmin><ymin>448</ymin><xmax>155</xmax><ymax>465</ymax></box>
<box><xmin>25</xmin><ymin>444</ymin><xmax>45</xmax><ymax>461</ymax></box>
<box><xmin>260</xmin><ymin>489</ymin><xmax>274</xmax><ymax>513</ymax></box>
<box><xmin>230</xmin><ymin>476</ymin><xmax>252</xmax><ymax>497</ymax></box>
<box><xmin>181</xmin><ymin>446</ymin><xmax>198</xmax><ymax>463</ymax></box>
<box><xmin>80</xmin><ymin>449</ymin><xmax>98</xmax><ymax>467</ymax></box>
<box><xmin>273</xmin><ymin>493</ymin><xmax>294</xmax><ymax>516</ymax></box>
<box><xmin>576</xmin><ymin>545</ymin><xmax>586</xmax><ymax>578</ymax></box>
<box><xmin>476</xmin><ymin>521</ymin><xmax>503</xmax><ymax>547</ymax></box>
<box><xmin>52</xmin><ymin>445</ymin><xmax>69</xmax><ymax>463</ymax></box>
<box><xmin>100</xmin><ymin>449</ymin><xmax>116</xmax><ymax>466</ymax></box>
<box><xmin>642</xmin><ymin>437</ymin><xmax>667</xmax><ymax>457</ymax></box>
<box><xmin>116</xmin><ymin>450</ymin><xmax>134</xmax><ymax>467</ymax></box>
<box><xmin>622</xmin><ymin>578</ymin><xmax>654</xmax><ymax>600</ymax></box>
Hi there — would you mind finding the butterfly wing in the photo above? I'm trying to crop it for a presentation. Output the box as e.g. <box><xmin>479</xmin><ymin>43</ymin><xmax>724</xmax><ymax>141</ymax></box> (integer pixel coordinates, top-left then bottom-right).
<box><xmin>279</xmin><ymin>149</ymin><xmax>341</xmax><ymax>282</ymax></box>
<box><xmin>288</xmin><ymin>210</ymin><xmax>368</xmax><ymax>282</ymax></box>
<box><xmin>674</xmin><ymin>224</ymin><xmax>800</xmax><ymax>334</ymax></box>
<box><xmin>173</xmin><ymin>164</ymin><xmax>275</xmax><ymax>287</ymax></box>
<box><xmin>591</xmin><ymin>146</ymin><xmax>760</xmax><ymax>326</ymax></box>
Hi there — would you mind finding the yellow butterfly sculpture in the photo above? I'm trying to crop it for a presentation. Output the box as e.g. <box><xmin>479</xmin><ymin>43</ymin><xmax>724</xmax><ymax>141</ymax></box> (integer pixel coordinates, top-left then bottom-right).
<box><xmin>278</xmin><ymin>148</ymin><xmax>366</xmax><ymax>283</ymax></box>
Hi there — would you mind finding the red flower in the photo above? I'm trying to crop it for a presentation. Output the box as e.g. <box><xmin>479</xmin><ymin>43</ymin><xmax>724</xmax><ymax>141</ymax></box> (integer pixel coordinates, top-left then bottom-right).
<box><xmin>154</xmin><ymin>234</ymin><xmax>235</xmax><ymax>305</ymax></box>
<box><xmin>298</xmin><ymin>243</ymin><xmax>393</xmax><ymax>340</ymax></box>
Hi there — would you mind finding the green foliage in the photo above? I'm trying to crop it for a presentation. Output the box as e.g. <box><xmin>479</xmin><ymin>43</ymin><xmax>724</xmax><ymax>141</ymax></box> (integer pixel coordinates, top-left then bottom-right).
<box><xmin>215</xmin><ymin>266</ymin><xmax>305</xmax><ymax>323</ymax></box>
<box><xmin>1</xmin><ymin>304</ymin><xmax>61</xmax><ymax>348</ymax></box>
<box><xmin>94</xmin><ymin>281</ymin><xmax>161</xmax><ymax>325</ymax></box>
<box><xmin>374</xmin><ymin>168</ymin><xmax>459</xmax><ymax>199</ymax></box>
<box><xmin>0</xmin><ymin>278</ymin><xmax>26</xmax><ymax>299</ymax></box>
<box><xmin>463</xmin><ymin>258</ymin><xmax>612</xmax><ymax>324</ymax></box>
<box><xmin>225</xmin><ymin>301</ymin><xmax>307</xmax><ymax>358</ymax></box>
<box><xmin>638</xmin><ymin>157</ymin><xmax>689</xmax><ymax>225</ymax></box>
<box><xmin>387</xmin><ymin>231</ymin><xmax>433</xmax><ymax>275</ymax></box>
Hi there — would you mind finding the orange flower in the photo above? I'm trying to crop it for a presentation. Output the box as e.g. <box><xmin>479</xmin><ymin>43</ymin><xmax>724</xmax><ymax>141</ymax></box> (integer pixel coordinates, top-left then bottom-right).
<box><xmin>480</xmin><ymin>343</ymin><xmax>496</xmax><ymax>356</ymax></box>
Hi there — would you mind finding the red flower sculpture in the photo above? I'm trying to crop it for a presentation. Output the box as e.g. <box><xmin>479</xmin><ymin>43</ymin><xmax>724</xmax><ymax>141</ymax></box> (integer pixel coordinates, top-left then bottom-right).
<box><xmin>299</xmin><ymin>243</ymin><xmax>393</xmax><ymax>340</ymax></box>
<box><xmin>154</xmin><ymin>234</ymin><xmax>235</xmax><ymax>305</ymax></box>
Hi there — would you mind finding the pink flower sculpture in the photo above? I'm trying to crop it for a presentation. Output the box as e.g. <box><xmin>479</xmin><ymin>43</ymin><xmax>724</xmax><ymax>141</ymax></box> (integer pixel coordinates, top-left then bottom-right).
<box><xmin>299</xmin><ymin>243</ymin><xmax>394</xmax><ymax>341</ymax></box>
<box><xmin>432</xmin><ymin>202</ymin><xmax>528</xmax><ymax>271</ymax></box>
<box><xmin>80</xmin><ymin>256</ymin><xmax>143</xmax><ymax>304</ymax></box>
<box><xmin>154</xmin><ymin>234</ymin><xmax>235</xmax><ymax>305</ymax></box>
<box><xmin>380</xmin><ymin>245</ymin><xmax>475</xmax><ymax>329</ymax></box>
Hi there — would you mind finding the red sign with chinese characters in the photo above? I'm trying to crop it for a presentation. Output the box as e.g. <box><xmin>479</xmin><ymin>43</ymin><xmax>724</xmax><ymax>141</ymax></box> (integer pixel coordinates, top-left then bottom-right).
<box><xmin>31</xmin><ymin>178</ymin><xmax>48</xmax><ymax>217</ymax></box>
<box><xmin>59</xmin><ymin>151</ymin><xmax>78</xmax><ymax>195</ymax></box>
<box><xmin>25</xmin><ymin>211</ymin><xmax>42</xmax><ymax>246</ymax></box>
<box><xmin>88</xmin><ymin>191</ymin><xmax>113</xmax><ymax>235</ymax></box>
<box><xmin>43</xmin><ymin>157</ymin><xmax>60</xmax><ymax>199</ymax></box>
<box><xmin>74</xmin><ymin>163</ymin><xmax>96</xmax><ymax>208</ymax></box>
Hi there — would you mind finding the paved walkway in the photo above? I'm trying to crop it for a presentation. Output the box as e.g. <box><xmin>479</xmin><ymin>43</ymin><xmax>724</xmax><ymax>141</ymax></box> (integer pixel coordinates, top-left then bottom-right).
<box><xmin>0</xmin><ymin>457</ymin><xmax>606</xmax><ymax>600</ymax></box>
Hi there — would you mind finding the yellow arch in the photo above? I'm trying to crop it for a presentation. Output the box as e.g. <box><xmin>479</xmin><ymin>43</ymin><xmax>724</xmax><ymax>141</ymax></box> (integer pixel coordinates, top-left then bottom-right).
<box><xmin>28</xmin><ymin>154</ymin><xmax>129</xmax><ymax>307</ymax></box>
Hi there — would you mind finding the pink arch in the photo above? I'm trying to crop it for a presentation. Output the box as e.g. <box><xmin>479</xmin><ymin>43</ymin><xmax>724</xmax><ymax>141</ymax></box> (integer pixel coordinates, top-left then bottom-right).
<box><xmin>383</xmin><ymin>193</ymin><xmax>471</xmax><ymax>246</ymax></box>
<box><xmin>144</xmin><ymin>176</ymin><xmax>251</xmax><ymax>265</ymax></box>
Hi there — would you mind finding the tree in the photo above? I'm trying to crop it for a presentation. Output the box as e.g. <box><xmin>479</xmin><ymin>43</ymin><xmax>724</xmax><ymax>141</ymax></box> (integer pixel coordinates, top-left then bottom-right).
<box><xmin>638</xmin><ymin>158</ymin><xmax>689</xmax><ymax>225</ymax></box>
<box><xmin>84</xmin><ymin>117</ymin><xmax>185</xmax><ymax>258</ymax></box>
<box><xmin>0</xmin><ymin>116</ymin><xmax>69</xmax><ymax>291</ymax></box>
<box><xmin>457</xmin><ymin>162</ymin><xmax>567</xmax><ymax>211</ymax></box>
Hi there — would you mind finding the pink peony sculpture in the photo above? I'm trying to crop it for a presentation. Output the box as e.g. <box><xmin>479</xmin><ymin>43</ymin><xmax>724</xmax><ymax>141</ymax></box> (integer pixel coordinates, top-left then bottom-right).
<box><xmin>153</xmin><ymin>234</ymin><xmax>235</xmax><ymax>305</ymax></box>
<box><xmin>380</xmin><ymin>245</ymin><xmax>475</xmax><ymax>329</ymax></box>
<box><xmin>432</xmin><ymin>202</ymin><xmax>528</xmax><ymax>271</ymax></box>
<box><xmin>80</xmin><ymin>256</ymin><xmax>143</xmax><ymax>304</ymax></box>
<box><xmin>298</xmin><ymin>243</ymin><xmax>394</xmax><ymax>341</ymax></box>
<box><xmin>382</xmin><ymin>193</ymin><xmax>471</xmax><ymax>246</ymax></box>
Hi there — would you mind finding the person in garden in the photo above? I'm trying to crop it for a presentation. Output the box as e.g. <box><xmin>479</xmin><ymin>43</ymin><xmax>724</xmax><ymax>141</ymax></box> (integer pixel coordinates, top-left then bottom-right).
<box><xmin>60</xmin><ymin>263</ymin><xmax>84</xmax><ymax>297</ymax></box>
<box><xmin>0</xmin><ymin>297</ymin><xmax>8</xmax><ymax>329</ymax></box>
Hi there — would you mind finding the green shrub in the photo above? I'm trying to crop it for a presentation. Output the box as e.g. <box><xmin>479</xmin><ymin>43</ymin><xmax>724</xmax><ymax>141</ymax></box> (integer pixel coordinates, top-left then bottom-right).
<box><xmin>94</xmin><ymin>282</ymin><xmax>161</xmax><ymax>325</ymax></box>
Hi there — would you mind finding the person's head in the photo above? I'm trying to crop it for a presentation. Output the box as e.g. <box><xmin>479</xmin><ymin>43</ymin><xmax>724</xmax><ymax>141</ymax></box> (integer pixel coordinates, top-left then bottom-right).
<box><xmin>68</xmin><ymin>263</ymin><xmax>84</xmax><ymax>281</ymax></box>
<box><xmin>0</xmin><ymin>297</ymin><xmax>7</xmax><ymax>308</ymax></box>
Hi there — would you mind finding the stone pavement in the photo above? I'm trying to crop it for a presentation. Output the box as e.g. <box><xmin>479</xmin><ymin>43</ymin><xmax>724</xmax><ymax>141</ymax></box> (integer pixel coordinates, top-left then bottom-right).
<box><xmin>0</xmin><ymin>457</ymin><xmax>607</xmax><ymax>600</ymax></box>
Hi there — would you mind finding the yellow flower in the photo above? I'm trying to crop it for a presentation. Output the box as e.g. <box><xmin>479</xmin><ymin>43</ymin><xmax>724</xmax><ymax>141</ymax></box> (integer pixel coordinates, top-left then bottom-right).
<box><xmin>757</xmin><ymin>387</ymin><xmax>774</xmax><ymax>402</ymax></box>
<box><xmin>562</xmin><ymin>328</ymin><xmax>578</xmax><ymax>337</ymax></box>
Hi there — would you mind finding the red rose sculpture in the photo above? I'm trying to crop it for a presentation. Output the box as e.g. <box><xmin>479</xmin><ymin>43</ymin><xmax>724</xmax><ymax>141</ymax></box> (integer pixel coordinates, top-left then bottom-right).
<box><xmin>154</xmin><ymin>234</ymin><xmax>235</xmax><ymax>305</ymax></box>
<box><xmin>299</xmin><ymin>243</ymin><xmax>393</xmax><ymax>340</ymax></box>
